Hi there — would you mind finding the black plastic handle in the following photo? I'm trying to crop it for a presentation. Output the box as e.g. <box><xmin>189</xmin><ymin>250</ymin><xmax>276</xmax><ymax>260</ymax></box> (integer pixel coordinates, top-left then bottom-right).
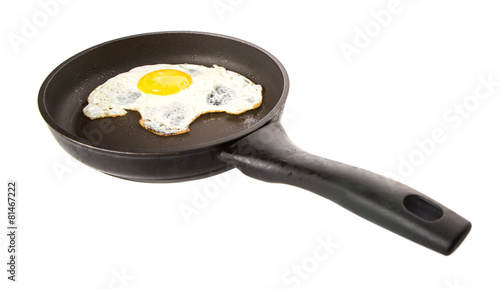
<box><xmin>219</xmin><ymin>122</ymin><xmax>471</xmax><ymax>255</ymax></box>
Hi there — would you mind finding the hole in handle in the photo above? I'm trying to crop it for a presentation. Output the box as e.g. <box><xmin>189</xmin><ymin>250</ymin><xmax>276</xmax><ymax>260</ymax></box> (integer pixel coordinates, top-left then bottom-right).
<box><xmin>403</xmin><ymin>195</ymin><xmax>443</xmax><ymax>221</ymax></box>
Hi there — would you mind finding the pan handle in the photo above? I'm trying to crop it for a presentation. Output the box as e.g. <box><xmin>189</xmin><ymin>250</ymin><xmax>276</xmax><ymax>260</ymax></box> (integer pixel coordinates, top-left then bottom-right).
<box><xmin>219</xmin><ymin>122</ymin><xmax>471</xmax><ymax>255</ymax></box>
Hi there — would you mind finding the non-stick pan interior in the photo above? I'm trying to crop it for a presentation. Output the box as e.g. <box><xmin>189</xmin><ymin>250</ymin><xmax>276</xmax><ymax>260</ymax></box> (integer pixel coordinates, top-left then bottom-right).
<box><xmin>40</xmin><ymin>32</ymin><xmax>288</xmax><ymax>152</ymax></box>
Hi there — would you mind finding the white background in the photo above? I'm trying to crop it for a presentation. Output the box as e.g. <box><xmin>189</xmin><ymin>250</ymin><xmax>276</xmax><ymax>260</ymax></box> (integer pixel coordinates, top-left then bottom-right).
<box><xmin>1</xmin><ymin>0</ymin><xmax>499</xmax><ymax>288</ymax></box>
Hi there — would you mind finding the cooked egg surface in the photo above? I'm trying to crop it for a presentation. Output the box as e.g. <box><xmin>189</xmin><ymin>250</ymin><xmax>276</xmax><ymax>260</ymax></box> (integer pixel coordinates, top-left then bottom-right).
<box><xmin>83</xmin><ymin>64</ymin><xmax>263</xmax><ymax>136</ymax></box>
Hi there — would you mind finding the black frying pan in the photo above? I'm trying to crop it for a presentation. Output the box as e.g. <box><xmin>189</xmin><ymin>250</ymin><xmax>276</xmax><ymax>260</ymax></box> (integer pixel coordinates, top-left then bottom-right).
<box><xmin>38</xmin><ymin>31</ymin><xmax>471</xmax><ymax>255</ymax></box>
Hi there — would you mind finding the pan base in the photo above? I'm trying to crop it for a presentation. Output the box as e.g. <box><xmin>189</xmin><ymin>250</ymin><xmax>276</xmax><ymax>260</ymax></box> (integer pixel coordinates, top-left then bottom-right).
<box><xmin>50</xmin><ymin>126</ymin><xmax>235</xmax><ymax>183</ymax></box>
<box><xmin>102</xmin><ymin>165</ymin><xmax>234</xmax><ymax>183</ymax></box>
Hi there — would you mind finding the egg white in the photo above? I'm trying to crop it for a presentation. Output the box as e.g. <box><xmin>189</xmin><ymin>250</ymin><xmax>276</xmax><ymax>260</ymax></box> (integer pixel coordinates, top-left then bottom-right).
<box><xmin>83</xmin><ymin>64</ymin><xmax>263</xmax><ymax>136</ymax></box>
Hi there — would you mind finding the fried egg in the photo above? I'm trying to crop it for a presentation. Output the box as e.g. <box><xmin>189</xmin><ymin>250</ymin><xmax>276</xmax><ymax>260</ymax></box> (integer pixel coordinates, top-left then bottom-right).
<box><xmin>83</xmin><ymin>64</ymin><xmax>263</xmax><ymax>136</ymax></box>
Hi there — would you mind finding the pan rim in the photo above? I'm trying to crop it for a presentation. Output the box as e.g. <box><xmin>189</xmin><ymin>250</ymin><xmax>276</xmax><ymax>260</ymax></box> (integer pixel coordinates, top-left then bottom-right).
<box><xmin>38</xmin><ymin>31</ymin><xmax>289</xmax><ymax>155</ymax></box>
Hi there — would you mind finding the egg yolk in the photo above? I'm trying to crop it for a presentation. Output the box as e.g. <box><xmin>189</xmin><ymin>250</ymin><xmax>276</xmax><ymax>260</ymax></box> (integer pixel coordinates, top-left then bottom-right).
<box><xmin>137</xmin><ymin>69</ymin><xmax>192</xmax><ymax>95</ymax></box>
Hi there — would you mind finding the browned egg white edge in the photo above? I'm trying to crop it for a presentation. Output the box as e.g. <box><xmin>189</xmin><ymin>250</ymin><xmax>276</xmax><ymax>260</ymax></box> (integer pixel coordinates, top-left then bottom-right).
<box><xmin>85</xmin><ymin>99</ymin><xmax>263</xmax><ymax>137</ymax></box>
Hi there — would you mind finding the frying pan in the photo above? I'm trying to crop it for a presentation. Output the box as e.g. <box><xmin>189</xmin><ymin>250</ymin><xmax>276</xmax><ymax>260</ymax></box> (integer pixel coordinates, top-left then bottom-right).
<box><xmin>38</xmin><ymin>31</ymin><xmax>471</xmax><ymax>255</ymax></box>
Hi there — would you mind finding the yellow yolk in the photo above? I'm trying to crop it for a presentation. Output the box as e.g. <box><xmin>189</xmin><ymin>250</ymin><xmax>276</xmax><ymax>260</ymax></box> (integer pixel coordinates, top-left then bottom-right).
<box><xmin>137</xmin><ymin>69</ymin><xmax>192</xmax><ymax>95</ymax></box>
